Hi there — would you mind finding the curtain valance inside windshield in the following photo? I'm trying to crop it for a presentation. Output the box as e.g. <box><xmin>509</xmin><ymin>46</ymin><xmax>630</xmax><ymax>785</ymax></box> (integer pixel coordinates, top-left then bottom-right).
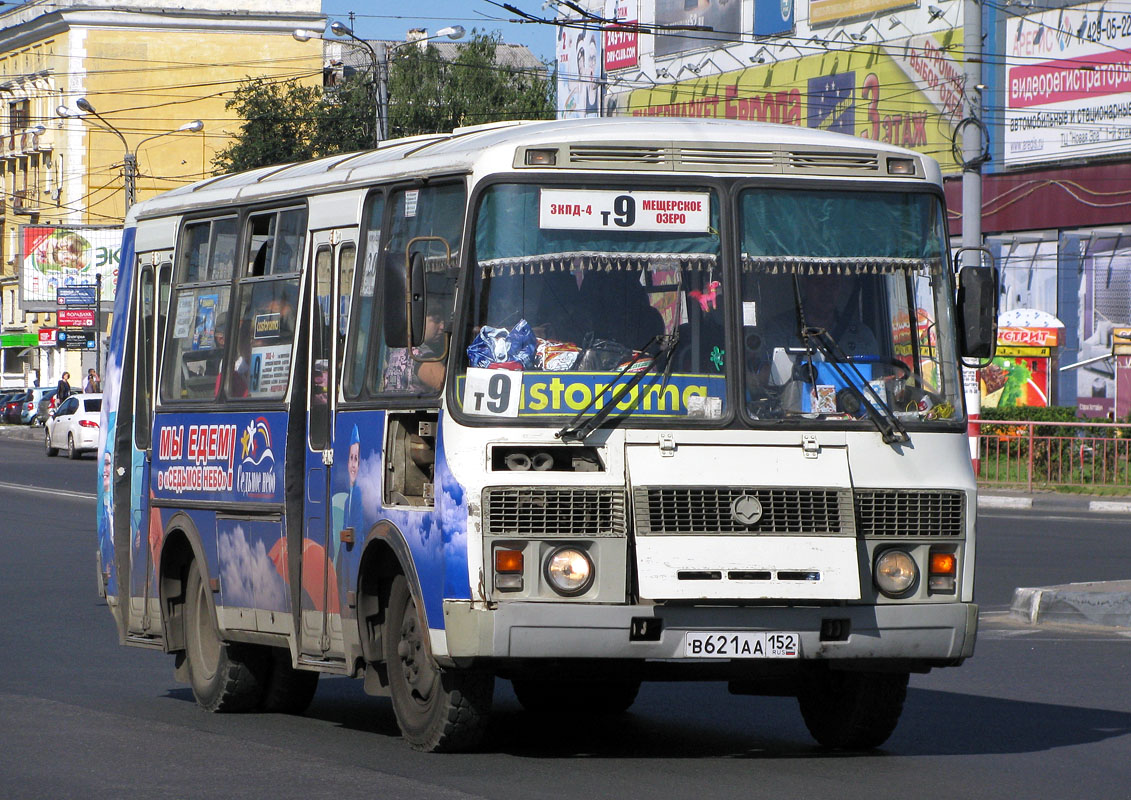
<box><xmin>476</xmin><ymin>184</ymin><xmax>719</xmax><ymax>276</ymax></box>
<box><xmin>740</xmin><ymin>189</ymin><xmax>945</xmax><ymax>267</ymax></box>
<box><xmin>740</xmin><ymin>255</ymin><xmax>943</xmax><ymax>275</ymax></box>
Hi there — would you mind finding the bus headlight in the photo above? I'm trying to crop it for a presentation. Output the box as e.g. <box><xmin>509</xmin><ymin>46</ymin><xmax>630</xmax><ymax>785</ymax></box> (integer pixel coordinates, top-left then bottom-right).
<box><xmin>544</xmin><ymin>547</ymin><xmax>594</xmax><ymax>596</ymax></box>
<box><xmin>874</xmin><ymin>549</ymin><xmax>918</xmax><ymax>597</ymax></box>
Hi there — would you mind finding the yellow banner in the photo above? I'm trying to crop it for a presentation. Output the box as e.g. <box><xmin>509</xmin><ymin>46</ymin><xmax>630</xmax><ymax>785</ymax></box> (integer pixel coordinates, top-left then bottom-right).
<box><xmin>623</xmin><ymin>33</ymin><xmax>965</xmax><ymax>172</ymax></box>
<box><xmin>811</xmin><ymin>0</ymin><xmax>916</xmax><ymax>25</ymax></box>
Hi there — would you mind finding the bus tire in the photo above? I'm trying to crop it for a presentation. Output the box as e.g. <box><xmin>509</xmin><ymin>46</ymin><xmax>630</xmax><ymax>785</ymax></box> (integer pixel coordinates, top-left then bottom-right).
<box><xmin>183</xmin><ymin>560</ymin><xmax>267</xmax><ymax>712</ymax></box>
<box><xmin>259</xmin><ymin>647</ymin><xmax>319</xmax><ymax>714</ymax></box>
<box><xmin>384</xmin><ymin>574</ymin><xmax>493</xmax><ymax>752</ymax></box>
<box><xmin>797</xmin><ymin>668</ymin><xmax>908</xmax><ymax>750</ymax></box>
<box><xmin>45</xmin><ymin>429</ymin><xmax>57</xmax><ymax>457</ymax></box>
<box><xmin>511</xmin><ymin>678</ymin><xmax>641</xmax><ymax>715</ymax></box>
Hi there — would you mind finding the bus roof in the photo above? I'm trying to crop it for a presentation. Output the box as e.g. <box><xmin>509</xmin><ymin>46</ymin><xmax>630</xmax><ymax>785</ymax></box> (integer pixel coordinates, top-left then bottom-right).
<box><xmin>131</xmin><ymin>117</ymin><xmax>938</xmax><ymax>222</ymax></box>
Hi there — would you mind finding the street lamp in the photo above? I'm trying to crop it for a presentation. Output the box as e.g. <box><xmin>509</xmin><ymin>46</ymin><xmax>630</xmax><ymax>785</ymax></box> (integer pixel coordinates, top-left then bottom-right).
<box><xmin>56</xmin><ymin>98</ymin><xmax>203</xmax><ymax>213</ymax></box>
<box><xmin>298</xmin><ymin>22</ymin><xmax>464</xmax><ymax>145</ymax></box>
<box><xmin>296</xmin><ymin>24</ymin><xmax>381</xmax><ymax>148</ymax></box>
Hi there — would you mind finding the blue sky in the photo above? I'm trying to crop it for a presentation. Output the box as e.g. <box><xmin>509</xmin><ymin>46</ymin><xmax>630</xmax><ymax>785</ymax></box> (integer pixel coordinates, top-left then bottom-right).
<box><xmin>320</xmin><ymin>1</ymin><xmax>560</xmax><ymax>63</ymax></box>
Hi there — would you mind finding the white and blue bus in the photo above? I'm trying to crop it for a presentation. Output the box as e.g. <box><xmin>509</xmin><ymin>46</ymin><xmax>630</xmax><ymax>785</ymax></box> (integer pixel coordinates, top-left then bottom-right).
<box><xmin>97</xmin><ymin>117</ymin><xmax>993</xmax><ymax>752</ymax></box>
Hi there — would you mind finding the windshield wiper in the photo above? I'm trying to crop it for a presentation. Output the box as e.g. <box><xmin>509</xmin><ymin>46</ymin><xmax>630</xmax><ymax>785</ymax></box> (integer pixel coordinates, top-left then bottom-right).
<box><xmin>556</xmin><ymin>331</ymin><xmax>680</xmax><ymax>443</ymax></box>
<box><xmin>801</xmin><ymin>326</ymin><xmax>910</xmax><ymax>445</ymax></box>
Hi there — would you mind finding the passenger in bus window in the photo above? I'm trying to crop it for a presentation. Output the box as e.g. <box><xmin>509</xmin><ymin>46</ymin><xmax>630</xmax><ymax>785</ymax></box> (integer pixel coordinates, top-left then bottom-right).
<box><xmin>744</xmin><ymin>272</ymin><xmax>881</xmax><ymax>415</ymax></box>
<box><xmin>796</xmin><ymin>273</ymin><xmax>879</xmax><ymax>357</ymax></box>
<box><xmin>229</xmin><ymin>316</ymin><xmax>252</xmax><ymax>397</ymax></box>
<box><xmin>212</xmin><ymin>313</ymin><xmax>229</xmax><ymax>396</ymax></box>
<box><xmin>749</xmin><ymin>272</ymin><xmax>880</xmax><ymax>359</ymax></box>
<box><xmin>382</xmin><ymin>312</ymin><xmax>447</xmax><ymax>393</ymax></box>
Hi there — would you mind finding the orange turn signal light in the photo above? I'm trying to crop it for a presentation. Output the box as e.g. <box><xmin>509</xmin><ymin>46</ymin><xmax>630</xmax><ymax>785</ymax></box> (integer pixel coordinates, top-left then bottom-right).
<box><xmin>929</xmin><ymin>552</ymin><xmax>957</xmax><ymax>575</ymax></box>
<box><xmin>495</xmin><ymin>549</ymin><xmax>524</xmax><ymax>574</ymax></box>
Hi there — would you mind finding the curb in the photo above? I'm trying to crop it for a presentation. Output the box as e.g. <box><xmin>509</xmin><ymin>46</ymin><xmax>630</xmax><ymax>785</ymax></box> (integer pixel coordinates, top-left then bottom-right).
<box><xmin>1088</xmin><ymin>500</ymin><xmax>1131</xmax><ymax>514</ymax></box>
<box><xmin>977</xmin><ymin>495</ymin><xmax>1033</xmax><ymax>510</ymax></box>
<box><xmin>1011</xmin><ymin>580</ymin><xmax>1131</xmax><ymax>628</ymax></box>
<box><xmin>978</xmin><ymin>494</ymin><xmax>1131</xmax><ymax>514</ymax></box>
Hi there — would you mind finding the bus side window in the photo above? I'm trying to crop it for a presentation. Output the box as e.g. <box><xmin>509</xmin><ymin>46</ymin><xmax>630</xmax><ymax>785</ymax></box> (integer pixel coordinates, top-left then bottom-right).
<box><xmin>375</xmin><ymin>183</ymin><xmax>465</xmax><ymax>396</ymax></box>
<box><xmin>134</xmin><ymin>263</ymin><xmax>155</xmax><ymax>449</ymax></box>
<box><xmin>160</xmin><ymin>218</ymin><xmax>236</xmax><ymax>402</ymax></box>
<box><xmin>337</xmin><ymin>243</ymin><xmax>356</xmax><ymax>387</ymax></box>
<box><xmin>310</xmin><ymin>246</ymin><xmax>333</xmax><ymax>448</ymax></box>
<box><xmin>344</xmin><ymin>192</ymin><xmax>385</xmax><ymax>399</ymax></box>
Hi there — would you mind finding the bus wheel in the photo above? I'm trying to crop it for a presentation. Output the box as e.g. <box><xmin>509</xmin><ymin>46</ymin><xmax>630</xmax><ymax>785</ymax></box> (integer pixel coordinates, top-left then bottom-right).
<box><xmin>797</xmin><ymin>668</ymin><xmax>908</xmax><ymax>750</ymax></box>
<box><xmin>384</xmin><ymin>575</ymin><xmax>493</xmax><ymax>752</ymax></box>
<box><xmin>259</xmin><ymin>648</ymin><xmax>319</xmax><ymax>714</ymax></box>
<box><xmin>511</xmin><ymin>679</ymin><xmax>641</xmax><ymax>715</ymax></box>
<box><xmin>183</xmin><ymin>560</ymin><xmax>267</xmax><ymax>712</ymax></box>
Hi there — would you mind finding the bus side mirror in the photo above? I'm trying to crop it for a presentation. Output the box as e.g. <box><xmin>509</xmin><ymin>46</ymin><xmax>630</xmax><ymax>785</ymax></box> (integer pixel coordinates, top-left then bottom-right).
<box><xmin>957</xmin><ymin>265</ymin><xmax>997</xmax><ymax>360</ymax></box>
<box><xmin>408</xmin><ymin>252</ymin><xmax>427</xmax><ymax>347</ymax></box>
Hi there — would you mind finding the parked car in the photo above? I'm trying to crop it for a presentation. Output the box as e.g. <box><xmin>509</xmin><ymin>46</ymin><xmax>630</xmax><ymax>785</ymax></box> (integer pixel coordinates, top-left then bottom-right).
<box><xmin>4</xmin><ymin>390</ymin><xmax>31</xmax><ymax>424</ymax></box>
<box><xmin>22</xmin><ymin>387</ymin><xmax>56</xmax><ymax>425</ymax></box>
<box><xmin>40</xmin><ymin>388</ymin><xmax>82</xmax><ymax>424</ymax></box>
<box><xmin>45</xmin><ymin>393</ymin><xmax>102</xmax><ymax>459</ymax></box>
<box><xmin>33</xmin><ymin>388</ymin><xmax>59</xmax><ymax>426</ymax></box>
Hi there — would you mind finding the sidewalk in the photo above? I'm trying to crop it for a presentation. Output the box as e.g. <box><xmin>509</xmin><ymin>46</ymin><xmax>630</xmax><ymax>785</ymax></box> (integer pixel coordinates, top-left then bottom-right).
<box><xmin>0</xmin><ymin>423</ymin><xmax>44</xmax><ymax>442</ymax></box>
<box><xmin>978</xmin><ymin>489</ymin><xmax>1131</xmax><ymax>629</ymax></box>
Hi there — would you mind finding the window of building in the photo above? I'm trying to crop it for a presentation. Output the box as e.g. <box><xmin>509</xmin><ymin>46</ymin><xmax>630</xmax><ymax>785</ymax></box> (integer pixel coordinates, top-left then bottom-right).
<box><xmin>8</xmin><ymin>99</ymin><xmax>28</xmax><ymax>131</ymax></box>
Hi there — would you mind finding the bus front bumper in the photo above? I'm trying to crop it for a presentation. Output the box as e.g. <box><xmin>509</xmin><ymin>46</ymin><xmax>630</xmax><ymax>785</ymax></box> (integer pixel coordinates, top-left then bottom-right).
<box><xmin>439</xmin><ymin>600</ymin><xmax>978</xmax><ymax>668</ymax></box>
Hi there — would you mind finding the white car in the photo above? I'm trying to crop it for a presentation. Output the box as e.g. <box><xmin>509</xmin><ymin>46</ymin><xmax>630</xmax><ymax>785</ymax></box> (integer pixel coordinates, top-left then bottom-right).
<box><xmin>45</xmin><ymin>393</ymin><xmax>103</xmax><ymax>459</ymax></box>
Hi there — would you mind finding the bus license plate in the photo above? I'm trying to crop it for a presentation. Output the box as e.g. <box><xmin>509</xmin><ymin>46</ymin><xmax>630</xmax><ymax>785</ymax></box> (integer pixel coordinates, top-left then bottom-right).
<box><xmin>683</xmin><ymin>631</ymin><xmax>800</xmax><ymax>659</ymax></box>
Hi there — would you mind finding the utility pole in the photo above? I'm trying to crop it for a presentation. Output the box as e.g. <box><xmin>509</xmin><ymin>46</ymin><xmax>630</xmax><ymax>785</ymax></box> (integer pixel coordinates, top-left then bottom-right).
<box><xmin>961</xmin><ymin>0</ymin><xmax>986</xmax><ymax>472</ymax></box>
<box><xmin>961</xmin><ymin>0</ymin><xmax>983</xmax><ymax>268</ymax></box>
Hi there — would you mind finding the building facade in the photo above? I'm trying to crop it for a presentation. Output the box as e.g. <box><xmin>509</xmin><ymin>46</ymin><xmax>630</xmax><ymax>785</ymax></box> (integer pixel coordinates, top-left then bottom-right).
<box><xmin>0</xmin><ymin>0</ymin><xmax>325</xmax><ymax>388</ymax></box>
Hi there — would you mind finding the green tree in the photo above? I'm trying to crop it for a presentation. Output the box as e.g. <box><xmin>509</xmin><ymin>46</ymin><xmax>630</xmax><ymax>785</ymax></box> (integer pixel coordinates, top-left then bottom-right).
<box><xmin>212</xmin><ymin>74</ymin><xmax>375</xmax><ymax>173</ymax></box>
<box><xmin>385</xmin><ymin>31</ymin><xmax>555</xmax><ymax>138</ymax></box>
<box><xmin>214</xmin><ymin>32</ymin><xmax>555</xmax><ymax>172</ymax></box>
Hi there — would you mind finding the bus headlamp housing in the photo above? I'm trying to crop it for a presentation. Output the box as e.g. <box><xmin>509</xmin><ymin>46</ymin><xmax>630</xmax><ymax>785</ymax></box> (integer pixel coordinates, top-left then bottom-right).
<box><xmin>544</xmin><ymin>547</ymin><xmax>594</xmax><ymax>596</ymax></box>
<box><xmin>874</xmin><ymin>549</ymin><xmax>918</xmax><ymax>597</ymax></box>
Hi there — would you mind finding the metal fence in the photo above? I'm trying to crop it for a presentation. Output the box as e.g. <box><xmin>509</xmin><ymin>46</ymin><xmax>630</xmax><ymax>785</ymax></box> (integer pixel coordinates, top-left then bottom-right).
<box><xmin>974</xmin><ymin>419</ymin><xmax>1131</xmax><ymax>491</ymax></box>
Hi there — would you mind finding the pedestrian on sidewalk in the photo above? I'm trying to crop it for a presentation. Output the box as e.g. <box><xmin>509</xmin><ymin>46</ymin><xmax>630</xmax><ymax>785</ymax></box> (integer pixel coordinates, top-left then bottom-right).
<box><xmin>84</xmin><ymin>369</ymin><xmax>101</xmax><ymax>393</ymax></box>
<box><xmin>57</xmin><ymin>372</ymin><xmax>71</xmax><ymax>402</ymax></box>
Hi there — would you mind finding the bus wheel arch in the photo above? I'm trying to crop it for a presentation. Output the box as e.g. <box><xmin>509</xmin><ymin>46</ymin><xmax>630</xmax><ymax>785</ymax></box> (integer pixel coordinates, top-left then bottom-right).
<box><xmin>355</xmin><ymin>522</ymin><xmax>422</xmax><ymax>667</ymax></box>
<box><xmin>158</xmin><ymin>515</ymin><xmax>267</xmax><ymax>712</ymax></box>
<box><xmin>159</xmin><ymin>515</ymin><xmax>210</xmax><ymax>656</ymax></box>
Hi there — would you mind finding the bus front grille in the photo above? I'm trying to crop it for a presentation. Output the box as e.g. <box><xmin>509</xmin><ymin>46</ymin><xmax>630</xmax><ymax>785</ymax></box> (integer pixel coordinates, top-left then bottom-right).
<box><xmin>484</xmin><ymin>487</ymin><xmax>627</xmax><ymax>538</ymax></box>
<box><xmin>633</xmin><ymin>487</ymin><xmax>851</xmax><ymax>535</ymax></box>
<box><xmin>854</xmin><ymin>490</ymin><xmax>965</xmax><ymax>537</ymax></box>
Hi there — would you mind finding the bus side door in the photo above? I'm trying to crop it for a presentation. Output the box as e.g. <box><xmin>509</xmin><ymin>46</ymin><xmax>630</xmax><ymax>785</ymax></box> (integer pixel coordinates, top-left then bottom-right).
<box><xmin>299</xmin><ymin>229</ymin><xmax>356</xmax><ymax>661</ymax></box>
<box><xmin>128</xmin><ymin>252</ymin><xmax>171</xmax><ymax>638</ymax></box>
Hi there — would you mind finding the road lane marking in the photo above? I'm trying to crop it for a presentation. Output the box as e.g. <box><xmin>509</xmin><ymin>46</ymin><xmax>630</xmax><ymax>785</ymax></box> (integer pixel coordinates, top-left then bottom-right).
<box><xmin>0</xmin><ymin>481</ymin><xmax>95</xmax><ymax>501</ymax></box>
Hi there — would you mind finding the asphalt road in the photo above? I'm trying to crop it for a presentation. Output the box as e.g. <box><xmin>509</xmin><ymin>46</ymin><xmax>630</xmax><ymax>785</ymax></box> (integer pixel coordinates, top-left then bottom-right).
<box><xmin>1</xmin><ymin>433</ymin><xmax>1129</xmax><ymax>800</ymax></box>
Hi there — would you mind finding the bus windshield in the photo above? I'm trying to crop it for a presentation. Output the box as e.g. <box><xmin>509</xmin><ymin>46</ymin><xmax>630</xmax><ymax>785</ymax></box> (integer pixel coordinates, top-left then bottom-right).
<box><xmin>738</xmin><ymin>188</ymin><xmax>961</xmax><ymax>426</ymax></box>
<box><xmin>458</xmin><ymin>181</ymin><xmax>961</xmax><ymax>429</ymax></box>
<box><xmin>460</xmin><ymin>182</ymin><xmax>726</xmax><ymax>422</ymax></box>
